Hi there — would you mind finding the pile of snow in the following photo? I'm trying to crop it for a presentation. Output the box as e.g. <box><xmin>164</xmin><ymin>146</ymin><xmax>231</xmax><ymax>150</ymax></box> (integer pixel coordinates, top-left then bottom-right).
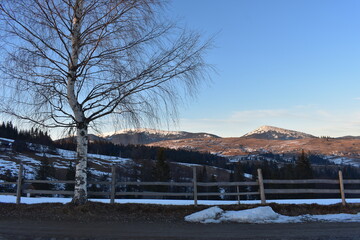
<box><xmin>185</xmin><ymin>206</ymin><xmax>223</xmax><ymax>223</ymax></box>
<box><xmin>220</xmin><ymin>206</ymin><xmax>281</xmax><ymax>223</ymax></box>
<box><xmin>185</xmin><ymin>206</ymin><xmax>360</xmax><ymax>224</ymax></box>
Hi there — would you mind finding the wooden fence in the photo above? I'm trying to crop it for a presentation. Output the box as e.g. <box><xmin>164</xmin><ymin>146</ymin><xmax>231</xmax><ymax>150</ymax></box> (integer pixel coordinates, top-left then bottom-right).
<box><xmin>1</xmin><ymin>164</ymin><xmax>359</xmax><ymax>206</ymax></box>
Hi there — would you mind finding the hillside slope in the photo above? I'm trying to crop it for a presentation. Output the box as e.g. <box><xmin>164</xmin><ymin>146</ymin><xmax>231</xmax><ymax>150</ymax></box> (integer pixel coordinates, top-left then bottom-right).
<box><xmin>147</xmin><ymin>137</ymin><xmax>360</xmax><ymax>159</ymax></box>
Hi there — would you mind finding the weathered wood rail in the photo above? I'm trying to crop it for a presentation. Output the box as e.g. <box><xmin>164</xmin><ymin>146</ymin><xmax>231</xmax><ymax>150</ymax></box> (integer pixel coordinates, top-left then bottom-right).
<box><xmin>0</xmin><ymin>165</ymin><xmax>358</xmax><ymax>206</ymax></box>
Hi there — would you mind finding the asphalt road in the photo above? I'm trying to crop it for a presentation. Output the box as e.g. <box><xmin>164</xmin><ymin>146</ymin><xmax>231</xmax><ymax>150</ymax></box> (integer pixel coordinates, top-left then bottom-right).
<box><xmin>0</xmin><ymin>220</ymin><xmax>360</xmax><ymax>240</ymax></box>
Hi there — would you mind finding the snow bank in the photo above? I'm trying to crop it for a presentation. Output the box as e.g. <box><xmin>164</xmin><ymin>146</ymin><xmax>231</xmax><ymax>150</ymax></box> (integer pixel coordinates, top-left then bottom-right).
<box><xmin>185</xmin><ymin>206</ymin><xmax>223</xmax><ymax>223</ymax></box>
<box><xmin>220</xmin><ymin>206</ymin><xmax>280</xmax><ymax>223</ymax></box>
<box><xmin>184</xmin><ymin>206</ymin><xmax>360</xmax><ymax>224</ymax></box>
<box><xmin>302</xmin><ymin>212</ymin><xmax>360</xmax><ymax>222</ymax></box>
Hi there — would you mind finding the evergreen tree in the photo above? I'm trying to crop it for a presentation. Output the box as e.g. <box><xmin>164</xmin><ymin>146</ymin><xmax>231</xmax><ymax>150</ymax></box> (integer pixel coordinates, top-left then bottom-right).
<box><xmin>295</xmin><ymin>149</ymin><xmax>313</xmax><ymax>179</ymax></box>
<box><xmin>12</xmin><ymin>139</ymin><xmax>30</xmax><ymax>153</ymax></box>
<box><xmin>197</xmin><ymin>166</ymin><xmax>208</xmax><ymax>199</ymax></box>
<box><xmin>152</xmin><ymin>148</ymin><xmax>171</xmax><ymax>193</ymax></box>
<box><xmin>198</xmin><ymin>166</ymin><xmax>208</xmax><ymax>182</ymax></box>
<box><xmin>34</xmin><ymin>154</ymin><xmax>56</xmax><ymax>191</ymax></box>
<box><xmin>152</xmin><ymin>148</ymin><xmax>171</xmax><ymax>182</ymax></box>
<box><xmin>65</xmin><ymin>161</ymin><xmax>76</xmax><ymax>191</ymax></box>
<box><xmin>233</xmin><ymin>162</ymin><xmax>244</xmax><ymax>182</ymax></box>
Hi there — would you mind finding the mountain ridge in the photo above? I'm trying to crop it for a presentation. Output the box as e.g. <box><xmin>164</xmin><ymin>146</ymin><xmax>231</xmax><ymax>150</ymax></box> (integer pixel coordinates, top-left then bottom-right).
<box><xmin>242</xmin><ymin>125</ymin><xmax>317</xmax><ymax>140</ymax></box>
<box><xmin>105</xmin><ymin>128</ymin><xmax>220</xmax><ymax>145</ymax></box>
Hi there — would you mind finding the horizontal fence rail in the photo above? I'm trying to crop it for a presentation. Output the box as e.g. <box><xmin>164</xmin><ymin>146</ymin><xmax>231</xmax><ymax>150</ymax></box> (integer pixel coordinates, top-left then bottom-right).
<box><xmin>0</xmin><ymin>165</ymin><xmax>359</xmax><ymax>206</ymax></box>
<box><xmin>263</xmin><ymin>179</ymin><xmax>340</xmax><ymax>184</ymax></box>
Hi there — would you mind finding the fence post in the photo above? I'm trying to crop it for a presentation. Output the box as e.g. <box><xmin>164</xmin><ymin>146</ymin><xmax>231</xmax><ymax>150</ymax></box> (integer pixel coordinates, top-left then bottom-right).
<box><xmin>16</xmin><ymin>163</ymin><xmax>23</xmax><ymax>204</ymax></box>
<box><xmin>193</xmin><ymin>167</ymin><xmax>198</xmax><ymax>207</ymax></box>
<box><xmin>257</xmin><ymin>168</ymin><xmax>266</xmax><ymax>204</ymax></box>
<box><xmin>236</xmin><ymin>185</ymin><xmax>240</xmax><ymax>205</ymax></box>
<box><xmin>338</xmin><ymin>170</ymin><xmax>346</xmax><ymax>206</ymax></box>
<box><xmin>110</xmin><ymin>164</ymin><xmax>116</xmax><ymax>204</ymax></box>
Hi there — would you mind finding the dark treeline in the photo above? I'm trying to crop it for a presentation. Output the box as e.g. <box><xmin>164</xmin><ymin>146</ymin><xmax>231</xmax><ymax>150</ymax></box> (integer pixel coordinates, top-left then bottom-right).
<box><xmin>242</xmin><ymin>160</ymin><xmax>360</xmax><ymax>180</ymax></box>
<box><xmin>0</xmin><ymin>121</ymin><xmax>52</xmax><ymax>145</ymax></box>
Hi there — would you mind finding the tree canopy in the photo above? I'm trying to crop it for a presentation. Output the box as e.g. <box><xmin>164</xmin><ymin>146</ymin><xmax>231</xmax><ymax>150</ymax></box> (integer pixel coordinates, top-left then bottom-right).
<box><xmin>0</xmin><ymin>0</ymin><xmax>212</xmax><ymax>204</ymax></box>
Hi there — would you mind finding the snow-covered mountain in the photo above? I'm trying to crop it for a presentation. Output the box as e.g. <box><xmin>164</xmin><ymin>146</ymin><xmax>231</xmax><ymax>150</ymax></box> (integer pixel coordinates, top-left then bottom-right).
<box><xmin>105</xmin><ymin>128</ymin><xmax>220</xmax><ymax>145</ymax></box>
<box><xmin>242</xmin><ymin>126</ymin><xmax>316</xmax><ymax>140</ymax></box>
<box><xmin>56</xmin><ymin>129</ymin><xmax>219</xmax><ymax>146</ymax></box>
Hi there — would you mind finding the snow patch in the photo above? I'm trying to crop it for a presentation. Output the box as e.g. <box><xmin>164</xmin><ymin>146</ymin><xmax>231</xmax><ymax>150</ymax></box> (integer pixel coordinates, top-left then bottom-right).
<box><xmin>184</xmin><ymin>206</ymin><xmax>223</xmax><ymax>223</ymax></box>
<box><xmin>185</xmin><ymin>206</ymin><xmax>360</xmax><ymax>224</ymax></box>
<box><xmin>220</xmin><ymin>206</ymin><xmax>279</xmax><ymax>223</ymax></box>
<box><xmin>0</xmin><ymin>137</ymin><xmax>15</xmax><ymax>143</ymax></box>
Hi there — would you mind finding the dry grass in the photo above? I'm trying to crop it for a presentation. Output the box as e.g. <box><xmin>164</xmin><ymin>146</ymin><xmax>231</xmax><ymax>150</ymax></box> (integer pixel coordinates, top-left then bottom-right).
<box><xmin>1</xmin><ymin>202</ymin><xmax>360</xmax><ymax>223</ymax></box>
<box><xmin>148</xmin><ymin>137</ymin><xmax>360</xmax><ymax>157</ymax></box>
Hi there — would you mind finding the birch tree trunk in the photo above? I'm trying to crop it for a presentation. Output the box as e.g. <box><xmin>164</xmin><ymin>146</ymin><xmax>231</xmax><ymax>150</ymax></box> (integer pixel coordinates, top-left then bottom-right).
<box><xmin>73</xmin><ymin>123</ymin><xmax>88</xmax><ymax>204</ymax></box>
<box><xmin>67</xmin><ymin>0</ymin><xmax>87</xmax><ymax>205</ymax></box>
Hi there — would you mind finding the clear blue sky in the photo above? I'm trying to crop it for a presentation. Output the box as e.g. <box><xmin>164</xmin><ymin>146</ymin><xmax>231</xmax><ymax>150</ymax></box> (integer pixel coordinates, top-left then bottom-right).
<box><xmin>3</xmin><ymin>0</ymin><xmax>360</xmax><ymax>139</ymax></box>
<box><xmin>165</xmin><ymin>0</ymin><xmax>360</xmax><ymax>137</ymax></box>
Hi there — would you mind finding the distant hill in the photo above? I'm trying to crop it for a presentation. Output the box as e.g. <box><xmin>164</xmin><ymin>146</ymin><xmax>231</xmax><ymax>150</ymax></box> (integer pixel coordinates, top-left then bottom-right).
<box><xmin>242</xmin><ymin>126</ymin><xmax>316</xmax><ymax>140</ymax></box>
<box><xmin>104</xmin><ymin>129</ymin><xmax>220</xmax><ymax>145</ymax></box>
<box><xmin>56</xmin><ymin>129</ymin><xmax>220</xmax><ymax>146</ymax></box>
<box><xmin>336</xmin><ymin>136</ymin><xmax>360</xmax><ymax>140</ymax></box>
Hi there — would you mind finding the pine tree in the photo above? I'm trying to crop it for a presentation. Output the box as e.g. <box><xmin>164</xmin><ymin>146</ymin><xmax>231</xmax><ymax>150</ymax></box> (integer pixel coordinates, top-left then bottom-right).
<box><xmin>34</xmin><ymin>154</ymin><xmax>56</xmax><ymax>191</ymax></box>
<box><xmin>65</xmin><ymin>161</ymin><xmax>76</xmax><ymax>191</ymax></box>
<box><xmin>295</xmin><ymin>149</ymin><xmax>313</xmax><ymax>179</ymax></box>
<box><xmin>233</xmin><ymin>162</ymin><xmax>244</xmax><ymax>182</ymax></box>
<box><xmin>153</xmin><ymin>148</ymin><xmax>171</xmax><ymax>182</ymax></box>
<box><xmin>197</xmin><ymin>166</ymin><xmax>209</xmax><ymax>200</ymax></box>
<box><xmin>152</xmin><ymin>148</ymin><xmax>171</xmax><ymax>193</ymax></box>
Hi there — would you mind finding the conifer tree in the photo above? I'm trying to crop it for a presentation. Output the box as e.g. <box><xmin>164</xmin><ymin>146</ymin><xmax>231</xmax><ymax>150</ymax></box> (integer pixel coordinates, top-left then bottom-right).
<box><xmin>65</xmin><ymin>162</ymin><xmax>76</xmax><ymax>191</ymax></box>
<box><xmin>295</xmin><ymin>149</ymin><xmax>313</xmax><ymax>179</ymax></box>
<box><xmin>153</xmin><ymin>148</ymin><xmax>171</xmax><ymax>182</ymax></box>
<box><xmin>34</xmin><ymin>154</ymin><xmax>56</xmax><ymax>191</ymax></box>
<box><xmin>152</xmin><ymin>148</ymin><xmax>171</xmax><ymax>193</ymax></box>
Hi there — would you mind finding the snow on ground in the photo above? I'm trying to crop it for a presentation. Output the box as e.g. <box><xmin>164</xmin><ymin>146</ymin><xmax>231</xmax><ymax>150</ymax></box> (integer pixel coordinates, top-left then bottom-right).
<box><xmin>244</xmin><ymin>173</ymin><xmax>253</xmax><ymax>179</ymax></box>
<box><xmin>88</xmin><ymin>153</ymin><xmax>130</xmax><ymax>163</ymax></box>
<box><xmin>0</xmin><ymin>137</ymin><xmax>14</xmax><ymax>143</ymax></box>
<box><xmin>56</xmin><ymin>149</ymin><xmax>77</xmax><ymax>160</ymax></box>
<box><xmin>14</xmin><ymin>154</ymin><xmax>40</xmax><ymax>166</ymax></box>
<box><xmin>185</xmin><ymin>206</ymin><xmax>360</xmax><ymax>224</ymax></box>
<box><xmin>323</xmin><ymin>156</ymin><xmax>360</xmax><ymax>167</ymax></box>
<box><xmin>0</xmin><ymin>147</ymin><xmax>132</xmax><ymax>180</ymax></box>
<box><xmin>1</xmin><ymin>195</ymin><xmax>360</xmax><ymax>206</ymax></box>
<box><xmin>173</xmin><ymin>162</ymin><xmax>203</xmax><ymax>167</ymax></box>
<box><xmin>0</xmin><ymin>159</ymin><xmax>18</xmax><ymax>174</ymax></box>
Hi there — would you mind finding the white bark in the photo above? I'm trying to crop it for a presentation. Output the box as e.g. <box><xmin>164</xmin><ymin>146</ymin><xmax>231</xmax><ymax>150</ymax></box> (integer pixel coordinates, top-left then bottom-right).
<box><xmin>66</xmin><ymin>0</ymin><xmax>88</xmax><ymax>205</ymax></box>
<box><xmin>73</xmin><ymin>124</ymin><xmax>88</xmax><ymax>204</ymax></box>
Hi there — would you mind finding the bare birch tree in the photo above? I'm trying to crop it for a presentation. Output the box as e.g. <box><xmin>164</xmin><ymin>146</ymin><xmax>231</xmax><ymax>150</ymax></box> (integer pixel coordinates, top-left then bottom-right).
<box><xmin>0</xmin><ymin>0</ymin><xmax>211</xmax><ymax>205</ymax></box>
